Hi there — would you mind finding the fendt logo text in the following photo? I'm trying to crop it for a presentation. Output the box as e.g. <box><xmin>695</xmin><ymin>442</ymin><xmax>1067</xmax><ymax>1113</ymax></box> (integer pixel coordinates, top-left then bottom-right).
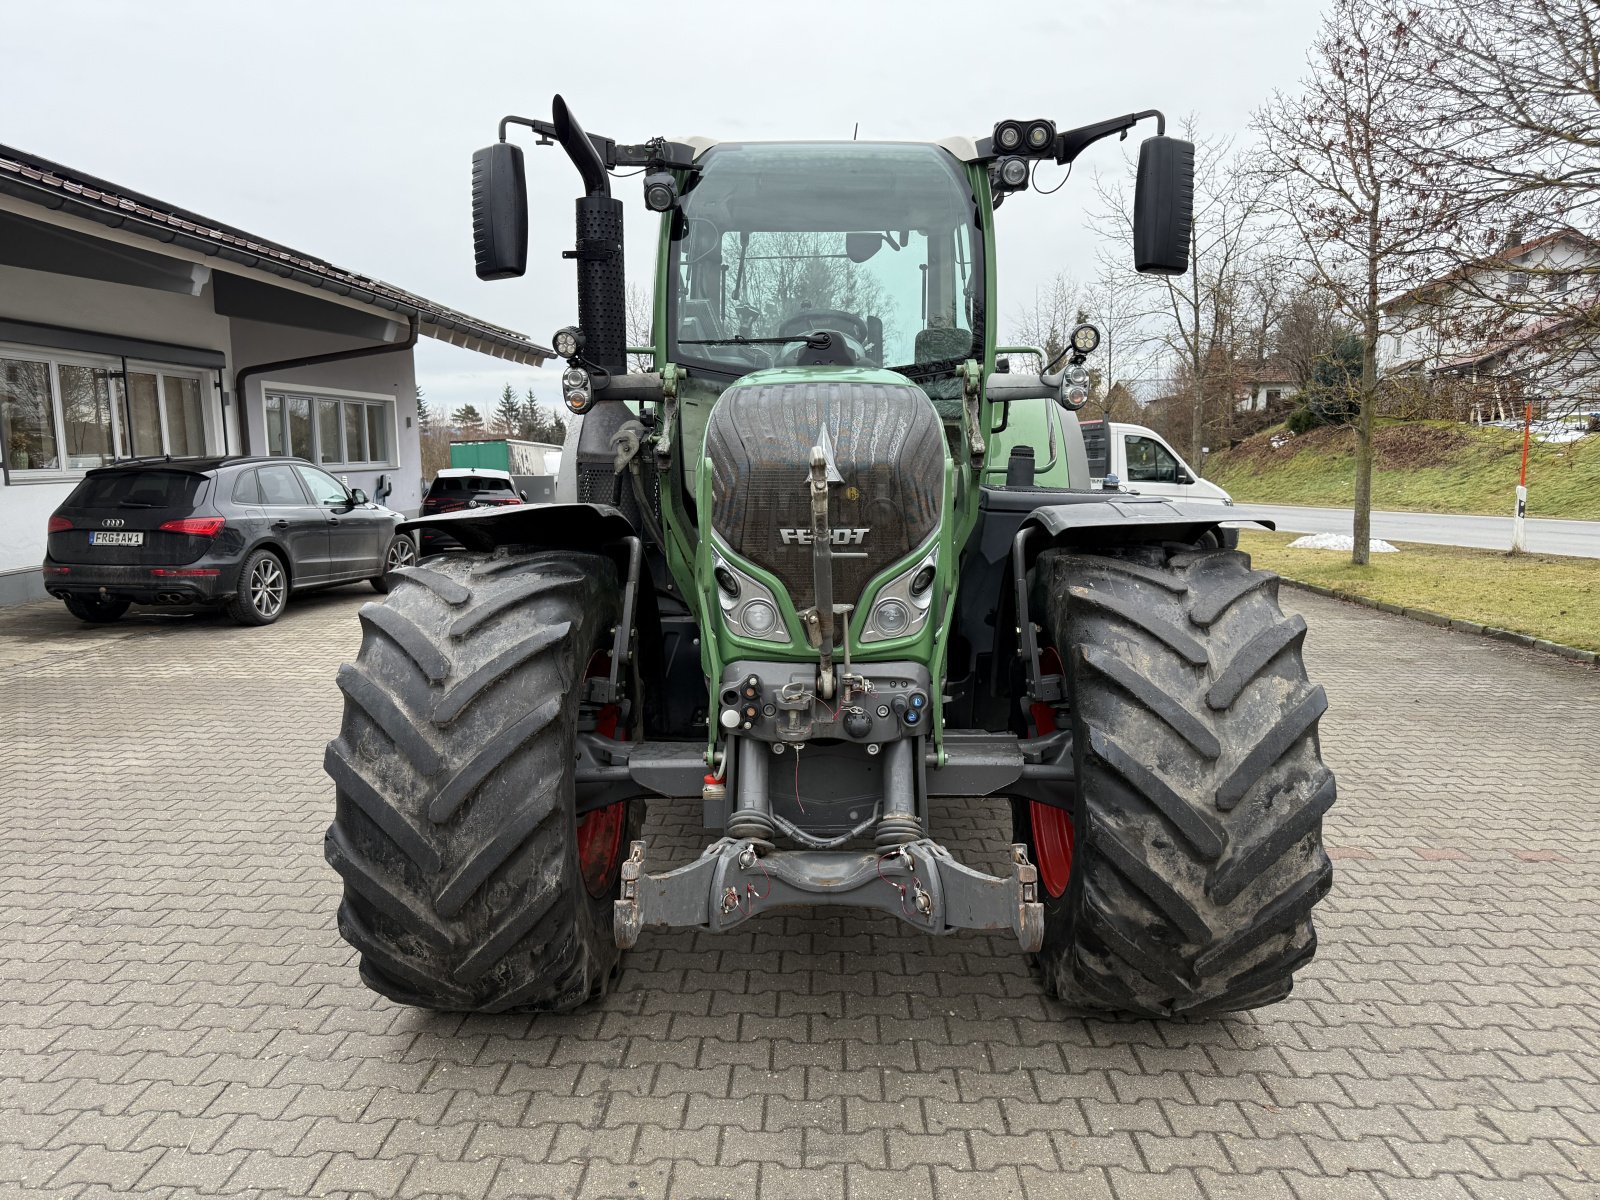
<box><xmin>779</xmin><ymin>528</ymin><xmax>868</xmax><ymax>546</ymax></box>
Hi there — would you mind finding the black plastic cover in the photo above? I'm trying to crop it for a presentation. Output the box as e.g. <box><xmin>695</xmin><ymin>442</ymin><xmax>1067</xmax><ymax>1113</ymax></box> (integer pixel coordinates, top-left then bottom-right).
<box><xmin>471</xmin><ymin>142</ymin><xmax>528</xmax><ymax>281</ymax></box>
<box><xmin>706</xmin><ymin>378</ymin><xmax>945</xmax><ymax>612</ymax></box>
<box><xmin>1133</xmin><ymin>136</ymin><xmax>1194</xmax><ymax>276</ymax></box>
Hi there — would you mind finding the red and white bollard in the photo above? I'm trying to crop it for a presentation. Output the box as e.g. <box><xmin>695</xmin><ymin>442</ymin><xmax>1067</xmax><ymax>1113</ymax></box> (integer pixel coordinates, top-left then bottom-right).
<box><xmin>1511</xmin><ymin>403</ymin><xmax>1531</xmax><ymax>554</ymax></box>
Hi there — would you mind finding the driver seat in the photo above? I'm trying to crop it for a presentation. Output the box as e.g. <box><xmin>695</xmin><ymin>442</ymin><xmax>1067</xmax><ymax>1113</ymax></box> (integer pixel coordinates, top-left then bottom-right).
<box><xmin>915</xmin><ymin>327</ymin><xmax>976</xmax><ymax>420</ymax></box>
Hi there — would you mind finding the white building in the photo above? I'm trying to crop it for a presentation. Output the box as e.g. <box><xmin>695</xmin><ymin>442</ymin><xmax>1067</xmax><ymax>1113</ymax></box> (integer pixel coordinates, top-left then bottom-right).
<box><xmin>1380</xmin><ymin>229</ymin><xmax>1599</xmax><ymax>417</ymax></box>
<box><xmin>0</xmin><ymin>142</ymin><xmax>550</xmax><ymax>605</ymax></box>
<box><xmin>1235</xmin><ymin>363</ymin><xmax>1298</xmax><ymax>413</ymax></box>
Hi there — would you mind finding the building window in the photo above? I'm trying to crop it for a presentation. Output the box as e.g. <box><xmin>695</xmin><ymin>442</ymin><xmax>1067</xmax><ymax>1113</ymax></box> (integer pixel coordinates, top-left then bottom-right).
<box><xmin>0</xmin><ymin>344</ymin><xmax>211</xmax><ymax>476</ymax></box>
<box><xmin>1546</xmin><ymin>272</ymin><xmax>1572</xmax><ymax>294</ymax></box>
<box><xmin>263</xmin><ymin>389</ymin><xmax>395</xmax><ymax>469</ymax></box>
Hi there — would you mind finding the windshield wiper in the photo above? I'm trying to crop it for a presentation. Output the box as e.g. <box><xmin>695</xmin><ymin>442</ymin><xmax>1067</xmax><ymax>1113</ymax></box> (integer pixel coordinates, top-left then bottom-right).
<box><xmin>680</xmin><ymin>332</ymin><xmax>832</xmax><ymax>348</ymax></box>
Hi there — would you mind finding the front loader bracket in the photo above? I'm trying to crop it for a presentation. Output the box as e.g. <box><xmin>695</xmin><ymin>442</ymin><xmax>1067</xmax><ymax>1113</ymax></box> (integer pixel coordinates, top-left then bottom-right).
<box><xmin>614</xmin><ymin>837</ymin><xmax>1043</xmax><ymax>952</ymax></box>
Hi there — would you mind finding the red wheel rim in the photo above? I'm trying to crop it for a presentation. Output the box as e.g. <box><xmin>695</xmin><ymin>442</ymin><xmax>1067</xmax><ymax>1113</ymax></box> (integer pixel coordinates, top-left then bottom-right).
<box><xmin>577</xmin><ymin>653</ymin><xmax>628</xmax><ymax>899</ymax></box>
<box><xmin>1029</xmin><ymin>647</ymin><xmax>1075</xmax><ymax>899</ymax></box>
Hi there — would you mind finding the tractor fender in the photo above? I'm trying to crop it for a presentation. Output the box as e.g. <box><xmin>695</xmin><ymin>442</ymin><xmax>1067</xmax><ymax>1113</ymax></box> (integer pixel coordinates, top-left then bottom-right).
<box><xmin>1021</xmin><ymin>496</ymin><xmax>1273</xmax><ymax>545</ymax></box>
<box><xmin>402</xmin><ymin>501</ymin><xmax>636</xmax><ymax>553</ymax></box>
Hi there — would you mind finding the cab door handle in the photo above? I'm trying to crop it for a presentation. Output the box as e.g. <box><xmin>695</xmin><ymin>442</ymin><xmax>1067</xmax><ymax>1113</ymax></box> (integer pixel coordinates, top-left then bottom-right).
<box><xmin>271</xmin><ymin>520</ymin><xmax>289</xmax><ymax>530</ymax></box>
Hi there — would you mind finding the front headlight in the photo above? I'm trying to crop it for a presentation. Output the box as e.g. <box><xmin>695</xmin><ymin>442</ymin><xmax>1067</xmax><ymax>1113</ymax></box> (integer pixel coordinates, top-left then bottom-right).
<box><xmin>862</xmin><ymin>545</ymin><xmax>938</xmax><ymax>643</ymax></box>
<box><xmin>713</xmin><ymin>552</ymin><xmax>788</xmax><ymax>643</ymax></box>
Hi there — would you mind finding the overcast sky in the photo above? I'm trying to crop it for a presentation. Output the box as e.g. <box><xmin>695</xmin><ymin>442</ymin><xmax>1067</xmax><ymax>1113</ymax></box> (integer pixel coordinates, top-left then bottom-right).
<box><xmin>4</xmin><ymin>0</ymin><xmax>1324</xmax><ymax>417</ymax></box>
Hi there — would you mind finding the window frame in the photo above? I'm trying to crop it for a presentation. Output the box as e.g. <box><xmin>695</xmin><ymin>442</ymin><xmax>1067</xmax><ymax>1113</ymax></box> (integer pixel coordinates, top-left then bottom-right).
<box><xmin>121</xmin><ymin>362</ymin><xmax>211</xmax><ymax>460</ymax></box>
<box><xmin>0</xmin><ymin>340</ymin><xmax>215</xmax><ymax>484</ymax></box>
<box><xmin>1124</xmin><ymin>434</ymin><xmax>1182</xmax><ymax>484</ymax></box>
<box><xmin>260</xmin><ymin>383</ymin><xmax>397</xmax><ymax>471</ymax></box>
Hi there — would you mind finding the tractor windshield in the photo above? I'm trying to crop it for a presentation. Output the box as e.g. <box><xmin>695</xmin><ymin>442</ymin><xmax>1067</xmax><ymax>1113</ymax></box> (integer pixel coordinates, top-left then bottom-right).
<box><xmin>668</xmin><ymin>142</ymin><xmax>984</xmax><ymax>381</ymax></box>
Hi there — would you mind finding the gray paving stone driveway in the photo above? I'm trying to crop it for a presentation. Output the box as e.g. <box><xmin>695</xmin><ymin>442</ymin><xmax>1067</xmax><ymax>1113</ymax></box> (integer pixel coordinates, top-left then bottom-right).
<box><xmin>1</xmin><ymin>584</ymin><xmax>1597</xmax><ymax>1200</ymax></box>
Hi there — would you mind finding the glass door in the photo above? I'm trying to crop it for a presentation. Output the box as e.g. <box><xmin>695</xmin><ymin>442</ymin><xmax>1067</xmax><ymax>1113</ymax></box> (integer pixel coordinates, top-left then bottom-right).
<box><xmin>120</xmin><ymin>369</ymin><xmax>209</xmax><ymax>458</ymax></box>
<box><xmin>123</xmin><ymin>371</ymin><xmax>163</xmax><ymax>457</ymax></box>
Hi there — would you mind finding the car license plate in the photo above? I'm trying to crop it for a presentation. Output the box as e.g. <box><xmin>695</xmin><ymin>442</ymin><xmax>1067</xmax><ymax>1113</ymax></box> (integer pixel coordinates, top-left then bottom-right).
<box><xmin>88</xmin><ymin>531</ymin><xmax>144</xmax><ymax>546</ymax></box>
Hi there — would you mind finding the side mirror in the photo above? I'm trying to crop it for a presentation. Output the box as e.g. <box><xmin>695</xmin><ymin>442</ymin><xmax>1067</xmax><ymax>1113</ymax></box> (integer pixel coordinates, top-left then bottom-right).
<box><xmin>1133</xmin><ymin>136</ymin><xmax>1194</xmax><ymax>276</ymax></box>
<box><xmin>519</xmin><ymin>490</ymin><xmax>529</xmax><ymax>501</ymax></box>
<box><xmin>471</xmin><ymin>142</ymin><xmax>529</xmax><ymax>280</ymax></box>
<box><xmin>350</xmin><ymin>488</ymin><xmax>368</xmax><ymax>505</ymax></box>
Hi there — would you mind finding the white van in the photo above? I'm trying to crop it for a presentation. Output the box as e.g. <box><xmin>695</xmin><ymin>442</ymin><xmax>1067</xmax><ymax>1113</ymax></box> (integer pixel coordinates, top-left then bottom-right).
<box><xmin>1079</xmin><ymin>420</ymin><xmax>1235</xmax><ymax>506</ymax></box>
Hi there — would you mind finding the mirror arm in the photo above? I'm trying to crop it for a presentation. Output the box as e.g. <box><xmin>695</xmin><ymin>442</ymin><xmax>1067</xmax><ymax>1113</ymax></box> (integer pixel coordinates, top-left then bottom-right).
<box><xmin>498</xmin><ymin>114</ymin><xmax>558</xmax><ymax>144</ymax></box>
<box><xmin>497</xmin><ymin>117</ymin><xmax>700</xmax><ymax>178</ymax></box>
<box><xmin>1055</xmin><ymin>109</ymin><xmax>1165</xmax><ymax>165</ymax></box>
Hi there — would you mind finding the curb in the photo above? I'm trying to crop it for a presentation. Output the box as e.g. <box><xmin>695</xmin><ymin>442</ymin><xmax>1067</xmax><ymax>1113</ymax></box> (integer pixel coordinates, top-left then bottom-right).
<box><xmin>1278</xmin><ymin>578</ymin><xmax>1600</xmax><ymax>667</ymax></box>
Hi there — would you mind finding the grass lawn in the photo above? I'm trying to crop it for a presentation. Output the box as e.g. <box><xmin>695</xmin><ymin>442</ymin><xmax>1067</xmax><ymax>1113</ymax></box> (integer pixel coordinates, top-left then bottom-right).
<box><xmin>1207</xmin><ymin>419</ymin><xmax>1600</xmax><ymax>519</ymax></box>
<box><xmin>1240</xmin><ymin>529</ymin><xmax>1600</xmax><ymax>652</ymax></box>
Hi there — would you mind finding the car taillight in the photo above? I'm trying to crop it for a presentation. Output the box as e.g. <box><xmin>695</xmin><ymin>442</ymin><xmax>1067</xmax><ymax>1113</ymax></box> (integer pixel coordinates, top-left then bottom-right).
<box><xmin>158</xmin><ymin>517</ymin><xmax>226</xmax><ymax>537</ymax></box>
<box><xmin>47</xmin><ymin>516</ymin><xmax>72</xmax><ymax>534</ymax></box>
<box><xmin>487</xmin><ymin>497</ymin><xmax>522</xmax><ymax>506</ymax></box>
<box><xmin>427</xmin><ymin>499</ymin><xmax>466</xmax><ymax>513</ymax></box>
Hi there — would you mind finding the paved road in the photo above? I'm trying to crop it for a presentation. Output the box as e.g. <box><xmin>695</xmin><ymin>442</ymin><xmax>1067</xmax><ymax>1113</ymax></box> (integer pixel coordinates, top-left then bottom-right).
<box><xmin>2</xmin><ymin>588</ymin><xmax>1598</xmax><ymax>1199</ymax></box>
<box><xmin>1237</xmin><ymin>502</ymin><xmax>1600</xmax><ymax>558</ymax></box>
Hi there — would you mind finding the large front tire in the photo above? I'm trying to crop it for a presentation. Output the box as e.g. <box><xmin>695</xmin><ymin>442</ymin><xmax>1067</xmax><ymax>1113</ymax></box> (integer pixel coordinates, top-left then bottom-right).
<box><xmin>323</xmin><ymin>550</ymin><xmax>640</xmax><ymax>1013</ymax></box>
<box><xmin>1026</xmin><ymin>545</ymin><xmax>1334</xmax><ymax>1017</ymax></box>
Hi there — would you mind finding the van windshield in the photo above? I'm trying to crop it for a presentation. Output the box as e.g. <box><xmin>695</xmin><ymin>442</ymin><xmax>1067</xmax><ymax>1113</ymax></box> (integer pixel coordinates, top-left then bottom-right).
<box><xmin>668</xmin><ymin>142</ymin><xmax>984</xmax><ymax>381</ymax></box>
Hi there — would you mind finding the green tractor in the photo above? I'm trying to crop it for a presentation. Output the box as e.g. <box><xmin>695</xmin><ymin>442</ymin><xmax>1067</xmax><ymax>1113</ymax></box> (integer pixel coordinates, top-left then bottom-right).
<box><xmin>324</xmin><ymin>97</ymin><xmax>1334</xmax><ymax>1017</ymax></box>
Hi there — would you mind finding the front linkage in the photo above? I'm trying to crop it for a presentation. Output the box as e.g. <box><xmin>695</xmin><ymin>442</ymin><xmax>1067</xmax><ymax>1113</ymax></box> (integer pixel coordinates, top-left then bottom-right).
<box><xmin>615</xmin><ymin>837</ymin><xmax>1042</xmax><ymax>952</ymax></box>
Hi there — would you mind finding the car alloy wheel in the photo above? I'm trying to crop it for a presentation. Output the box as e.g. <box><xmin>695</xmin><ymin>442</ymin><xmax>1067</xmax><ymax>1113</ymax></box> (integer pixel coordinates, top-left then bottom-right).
<box><xmin>386</xmin><ymin>536</ymin><xmax>417</xmax><ymax>573</ymax></box>
<box><xmin>251</xmin><ymin>556</ymin><xmax>286</xmax><ymax>619</ymax></box>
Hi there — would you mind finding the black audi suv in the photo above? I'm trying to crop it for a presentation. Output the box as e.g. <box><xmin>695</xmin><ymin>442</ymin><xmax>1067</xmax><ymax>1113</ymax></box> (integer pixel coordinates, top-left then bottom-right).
<box><xmin>43</xmin><ymin>456</ymin><xmax>416</xmax><ymax>626</ymax></box>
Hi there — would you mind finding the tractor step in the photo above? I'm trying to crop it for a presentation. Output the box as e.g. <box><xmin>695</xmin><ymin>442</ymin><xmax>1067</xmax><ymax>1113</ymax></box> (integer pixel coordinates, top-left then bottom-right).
<box><xmin>614</xmin><ymin>837</ymin><xmax>1044</xmax><ymax>951</ymax></box>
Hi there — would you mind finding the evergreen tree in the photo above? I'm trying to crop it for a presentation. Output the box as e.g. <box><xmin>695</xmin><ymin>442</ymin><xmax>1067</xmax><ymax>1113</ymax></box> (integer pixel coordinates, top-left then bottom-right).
<box><xmin>493</xmin><ymin>383</ymin><xmax>522</xmax><ymax>437</ymax></box>
<box><xmin>415</xmin><ymin>385</ymin><xmax>431</xmax><ymax>431</ymax></box>
<box><xmin>524</xmin><ymin>389</ymin><xmax>567</xmax><ymax>445</ymax></box>
<box><xmin>452</xmin><ymin>404</ymin><xmax>484</xmax><ymax>434</ymax></box>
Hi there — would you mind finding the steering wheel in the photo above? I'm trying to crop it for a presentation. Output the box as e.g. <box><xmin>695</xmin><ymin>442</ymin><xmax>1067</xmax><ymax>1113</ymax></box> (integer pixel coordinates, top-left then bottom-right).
<box><xmin>777</xmin><ymin>309</ymin><xmax>868</xmax><ymax>342</ymax></box>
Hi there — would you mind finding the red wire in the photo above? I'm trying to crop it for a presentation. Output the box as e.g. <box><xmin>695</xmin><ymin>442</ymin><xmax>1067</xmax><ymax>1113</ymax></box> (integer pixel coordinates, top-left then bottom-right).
<box><xmin>876</xmin><ymin>851</ymin><xmax>909</xmax><ymax>914</ymax></box>
<box><xmin>742</xmin><ymin>853</ymin><xmax>772</xmax><ymax>916</ymax></box>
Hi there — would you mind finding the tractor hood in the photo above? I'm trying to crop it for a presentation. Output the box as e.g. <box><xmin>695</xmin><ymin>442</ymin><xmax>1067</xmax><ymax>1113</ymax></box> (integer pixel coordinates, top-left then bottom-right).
<box><xmin>704</xmin><ymin>368</ymin><xmax>946</xmax><ymax>615</ymax></box>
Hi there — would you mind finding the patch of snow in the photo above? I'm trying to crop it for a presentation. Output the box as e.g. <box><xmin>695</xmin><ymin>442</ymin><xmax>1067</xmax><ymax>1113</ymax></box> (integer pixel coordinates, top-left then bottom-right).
<box><xmin>1269</xmin><ymin>432</ymin><xmax>1294</xmax><ymax>449</ymax></box>
<box><xmin>1482</xmin><ymin>416</ymin><xmax>1594</xmax><ymax>443</ymax></box>
<box><xmin>1536</xmin><ymin>426</ymin><xmax>1588</xmax><ymax>444</ymax></box>
<box><xmin>1286</xmin><ymin>533</ymin><xmax>1400</xmax><ymax>553</ymax></box>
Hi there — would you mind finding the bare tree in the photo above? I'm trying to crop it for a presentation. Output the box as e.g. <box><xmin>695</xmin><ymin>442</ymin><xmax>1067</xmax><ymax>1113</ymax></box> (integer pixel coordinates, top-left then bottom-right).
<box><xmin>1254</xmin><ymin>0</ymin><xmax>1453</xmax><ymax>564</ymax></box>
<box><xmin>1273</xmin><ymin>277</ymin><xmax>1347</xmax><ymax>388</ymax></box>
<box><xmin>1007</xmin><ymin>271</ymin><xmax>1083</xmax><ymax>369</ymax></box>
<box><xmin>1096</xmin><ymin>124</ymin><xmax>1273</xmax><ymax>472</ymax></box>
<box><xmin>1082</xmin><ymin>254</ymin><xmax>1158</xmax><ymax>420</ymax></box>
<box><xmin>1398</xmin><ymin>0</ymin><xmax>1600</xmax><ymax>414</ymax></box>
<box><xmin>625</xmin><ymin>283</ymin><xmax>655</xmax><ymax>373</ymax></box>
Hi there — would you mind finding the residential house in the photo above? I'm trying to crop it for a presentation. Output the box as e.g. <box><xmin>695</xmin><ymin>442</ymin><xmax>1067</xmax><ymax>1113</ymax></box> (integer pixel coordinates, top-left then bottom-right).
<box><xmin>1380</xmin><ymin>228</ymin><xmax>1599</xmax><ymax>420</ymax></box>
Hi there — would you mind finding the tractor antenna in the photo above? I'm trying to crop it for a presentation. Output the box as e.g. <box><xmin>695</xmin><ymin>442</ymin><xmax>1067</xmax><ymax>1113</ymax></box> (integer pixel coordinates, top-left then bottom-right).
<box><xmin>853</xmin><ymin>123</ymin><xmax>859</xmax><ymax>141</ymax></box>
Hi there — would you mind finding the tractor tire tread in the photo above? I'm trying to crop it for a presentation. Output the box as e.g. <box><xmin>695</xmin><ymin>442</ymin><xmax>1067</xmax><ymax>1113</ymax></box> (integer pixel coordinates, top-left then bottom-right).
<box><xmin>1034</xmin><ymin>546</ymin><xmax>1334</xmax><ymax>1017</ymax></box>
<box><xmin>324</xmin><ymin>548</ymin><xmax>632</xmax><ymax>1013</ymax></box>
